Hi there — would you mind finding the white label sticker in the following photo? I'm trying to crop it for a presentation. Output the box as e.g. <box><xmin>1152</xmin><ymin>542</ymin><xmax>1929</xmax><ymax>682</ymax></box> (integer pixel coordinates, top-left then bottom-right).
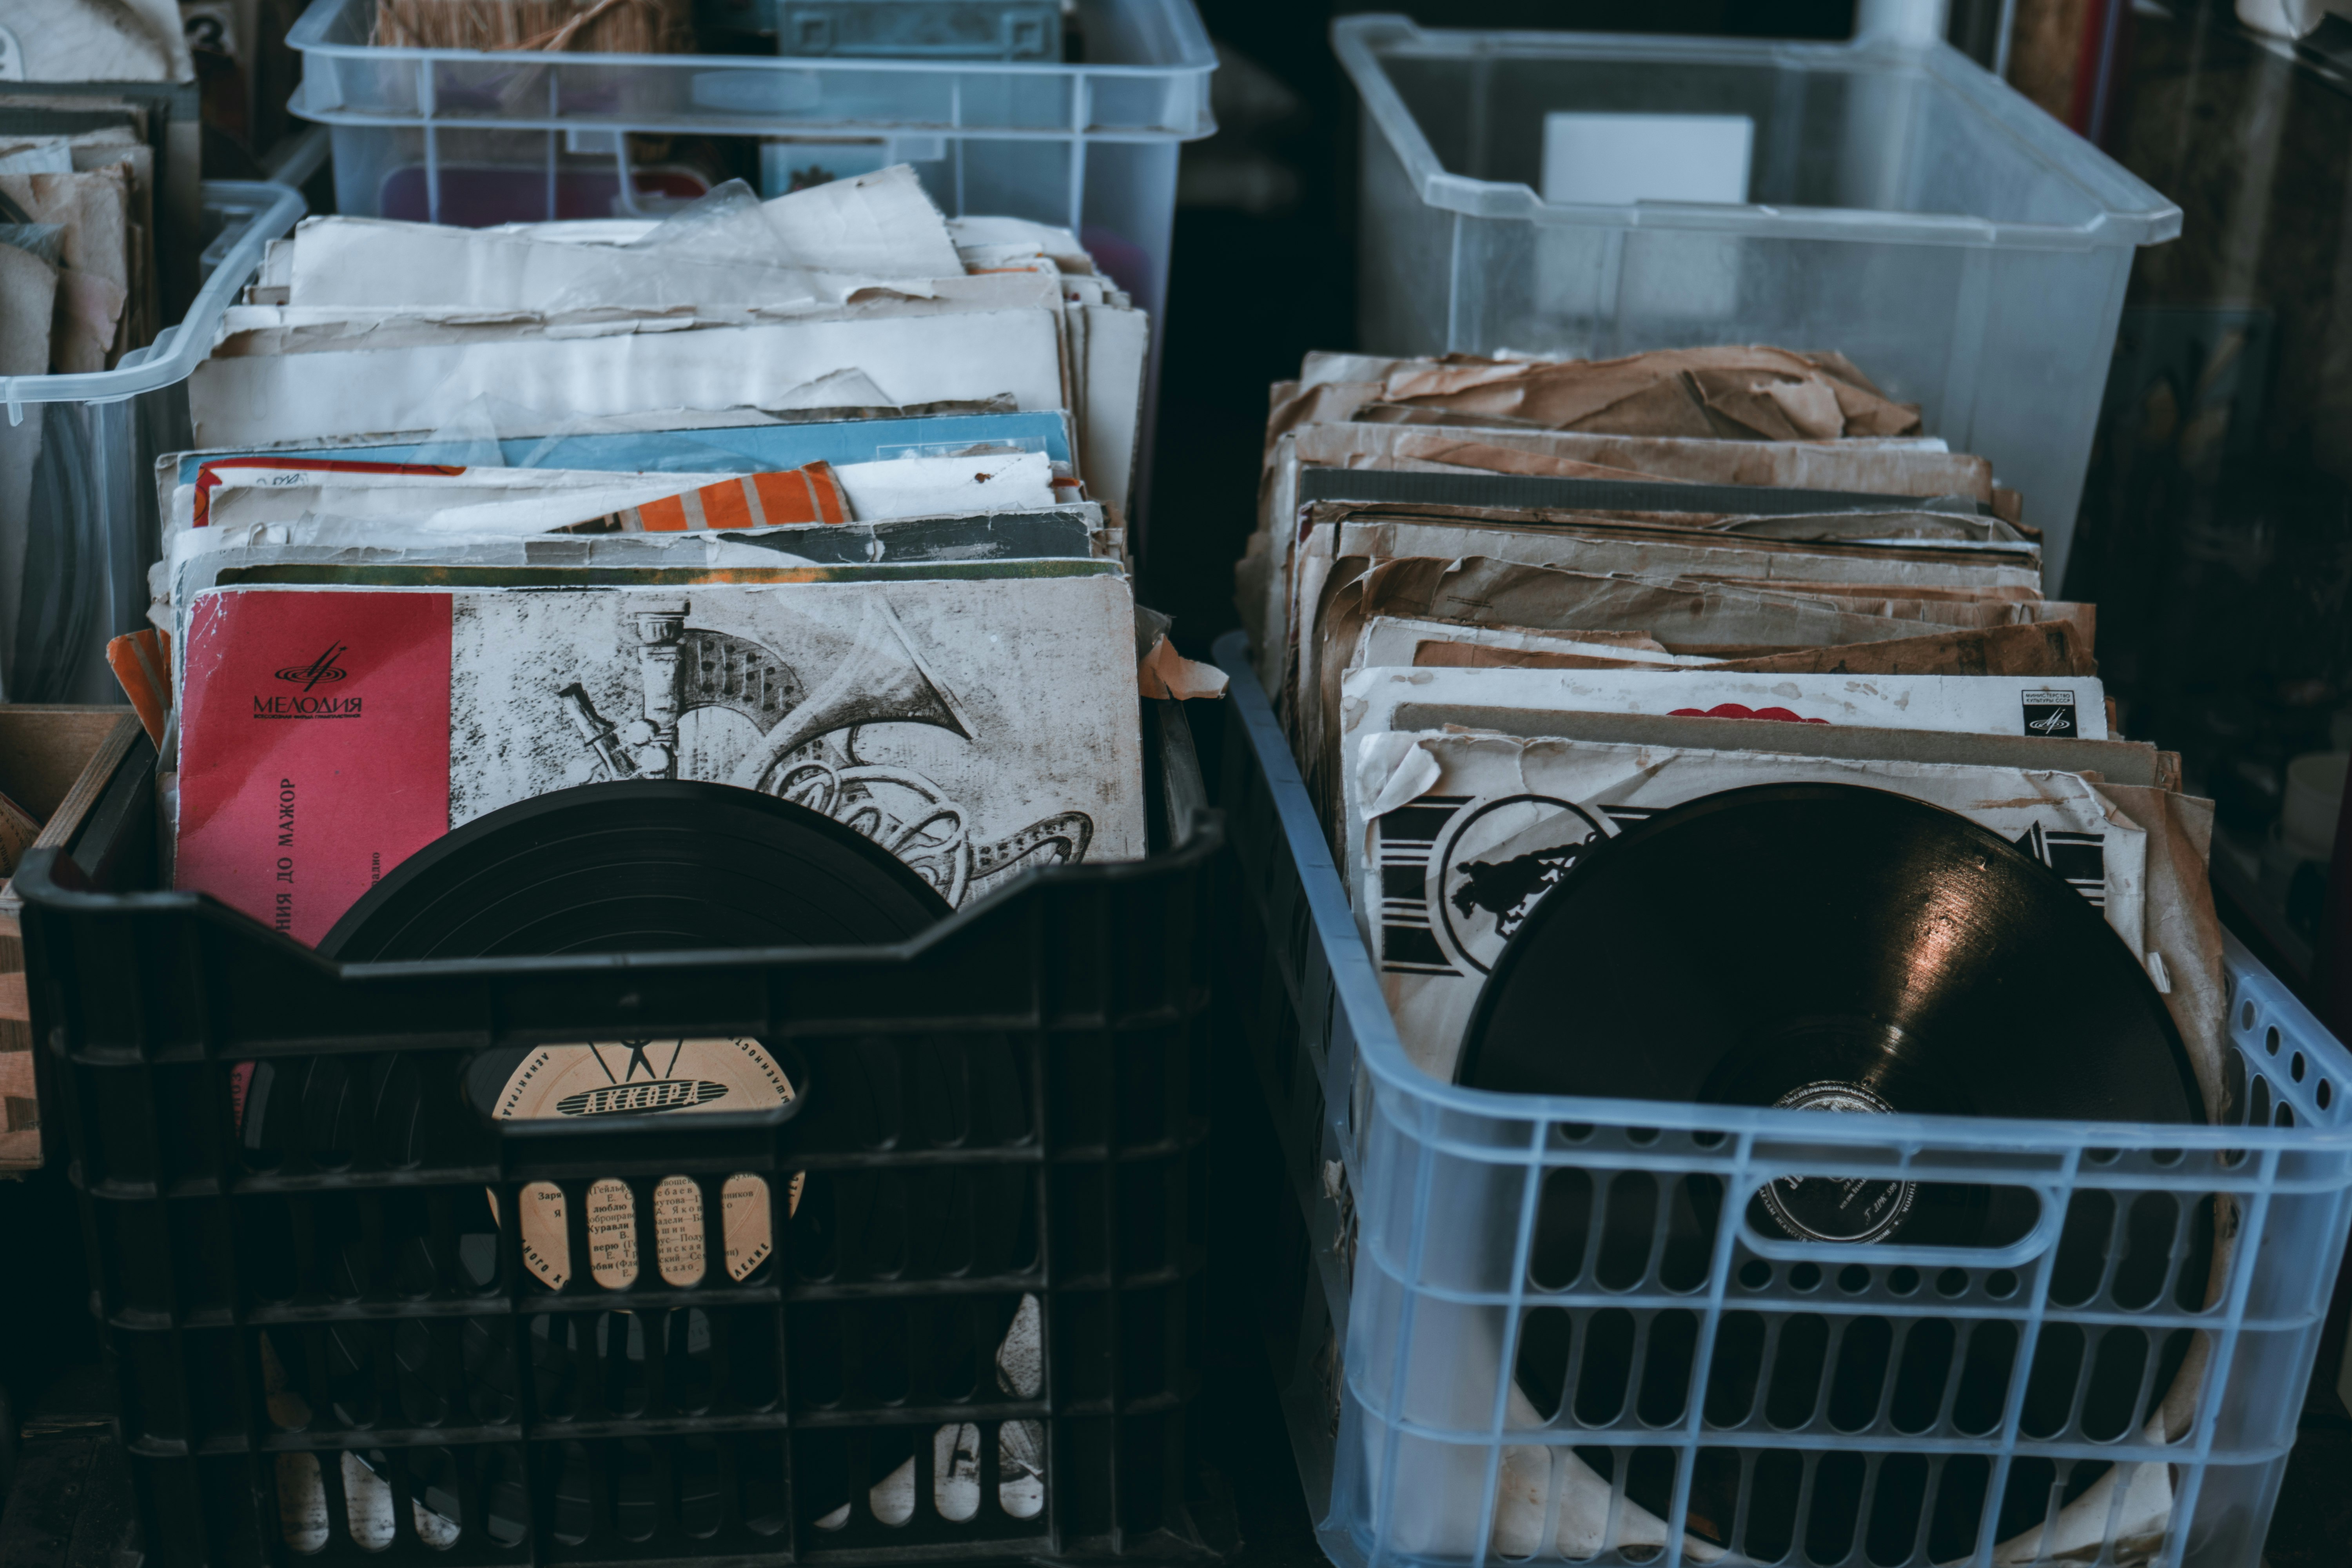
<box><xmin>1541</xmin><ymin>112</ymin><xmax>1753</xmax><ymax>207</ymax></box>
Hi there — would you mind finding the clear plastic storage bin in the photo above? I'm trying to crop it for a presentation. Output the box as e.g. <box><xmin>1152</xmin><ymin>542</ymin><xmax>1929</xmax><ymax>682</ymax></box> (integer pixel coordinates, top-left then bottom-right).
<box><xmin>285</xmin><ymin>0</ymin><xmax>1216</xmax><ymax>519</ymax></box>
<box><xmin>0</xmin><ymin>181</ymin><xmax>305</xmax><ymax>706</ymax></box>
<box><xmin>1336</xmin><ymin>16</ymin><xmax>2180</xmax><ymax>587</ymax></box>
<box><xmin>1209</xmin><ymin>629</ymin><xmax>2352</xmax><ymax>1568</ymax></box>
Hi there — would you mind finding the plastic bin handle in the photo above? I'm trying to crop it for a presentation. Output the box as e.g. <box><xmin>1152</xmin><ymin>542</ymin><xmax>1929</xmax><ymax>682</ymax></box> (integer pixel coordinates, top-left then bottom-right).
<box><xmin>1731</xmin><ymin>1177</ymin><xmax>2065</xmax><ymax>1269</ymax></box>
<box><xmin>0</xmin><ymin>179</ymin><xmax>304</xmax><ymax>416</ymax></box>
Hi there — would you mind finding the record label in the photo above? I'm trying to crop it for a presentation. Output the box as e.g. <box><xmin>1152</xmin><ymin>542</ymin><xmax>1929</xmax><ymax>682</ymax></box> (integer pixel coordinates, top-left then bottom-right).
<box><xmin>493</xmin><ymin>1037</ymin><xmax>794</xmax><ymax>1291</ymax></box>
<box><xmin>1754</xmin><ymin>1081</ymin><xmax>1917</xmax><ymax>1245</ymax></box>
<box><xmin>495</xmin><ymin>1038</ymin><xmax>789</xmax><ymax>1120</ymax></box>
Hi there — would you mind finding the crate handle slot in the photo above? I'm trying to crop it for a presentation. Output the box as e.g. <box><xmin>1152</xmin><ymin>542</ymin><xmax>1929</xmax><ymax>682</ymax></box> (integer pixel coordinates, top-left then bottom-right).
<box><xmin>1730</xmin><ymin>1177</ymin><xmax>2062</xmax><ymax>1269</ymax></box>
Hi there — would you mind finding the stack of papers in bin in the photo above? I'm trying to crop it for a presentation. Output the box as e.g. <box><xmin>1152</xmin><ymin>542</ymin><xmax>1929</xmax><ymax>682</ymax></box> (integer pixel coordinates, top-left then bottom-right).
<box><xmin>151</xmin><ymin>165</ymin><xmax>1196</xmax><ymax>948</ymax></box>
<box><xmin>1238</xmin><ymin>341</ymin><xmax>2234</xmax><ymax>1568</ymax></box>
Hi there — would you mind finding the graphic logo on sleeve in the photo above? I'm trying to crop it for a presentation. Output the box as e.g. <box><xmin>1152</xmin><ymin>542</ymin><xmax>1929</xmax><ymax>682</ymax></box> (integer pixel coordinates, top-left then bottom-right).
<box><xmin>258</xmin><ymin>644</ymin><xmax>362</xmax><ymax>718</ymax></box>
<box><xmin>2014</xmin><ymin>819</ymin><xmax>2105</xmax><ymax>907</ymax></box>
<box><xmin>1436</xmin><ymin>795</ymin><xmax>1609</xmax><ymax>974</ymax></box>
<box><xmin>2021</xmin><ymin>689</ymin><xmax>2078</xmax><ymax>737</ymax></box>
<box><xmin>1374</xmin><ymin>794</ymin><xmax>1638</xmax><ymax>976</ymax></box>
<box><xmin>275</xmin><ymin>643</ymin><xmax>350</xmax><ymax>690</ymax></box>
<box><xmin>1667</xmin><ymin>703</ymin><xmax>1828</xmax><ymax>725</ymax></box>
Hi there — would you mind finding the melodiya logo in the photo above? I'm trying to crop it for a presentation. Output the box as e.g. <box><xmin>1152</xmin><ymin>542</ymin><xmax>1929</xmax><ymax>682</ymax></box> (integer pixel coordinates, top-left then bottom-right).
<box><xmin>275</xmin><ymin>643</ymin><xmax>350</xmax><ymax>691</ymax></box>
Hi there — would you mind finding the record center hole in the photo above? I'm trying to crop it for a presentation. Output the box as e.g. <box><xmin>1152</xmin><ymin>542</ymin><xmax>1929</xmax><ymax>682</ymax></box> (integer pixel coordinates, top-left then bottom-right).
<box><xmin>1789</xmin><ymin>1263</ymin><xmax>1822</xmax><ymax>1292</ymax></box>
<box><xmin>1985</xmin><ymin>1270</ymin><xmax>2018</xmax><ymax>1299</ymax></box>
<box><xmin>2292</xmin><ymin>1053</ymin><xmax>2307</xmax><ymax>1083</ymax></box>
<box><xmin>1738</xmin><ymin>1260</ymin><xmax>1772</xmax><ymax>1290</ymax></box>
<box><xmin>1837</xmin><ymin>1265</ymin><xmax>1870</xmax><ymax>1294</ymax></box>
<box><xmin>1935</xmin><ymin>1268</ymin><xmax>1969</xmax><ymax>1298</ymax></box>
<box><xmin>2266</xmin><ymin>1025</ymin><xmax>2281</xmax><ymax>1056</ymax></box>
<box><xmin>1887</xmin><ymin>1266</ymin><xmax>1920</xmax><ymax>1296</ymax></box>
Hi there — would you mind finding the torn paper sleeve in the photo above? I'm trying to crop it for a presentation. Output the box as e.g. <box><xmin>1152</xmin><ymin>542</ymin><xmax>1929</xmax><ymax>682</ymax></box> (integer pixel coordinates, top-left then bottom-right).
<box><xmin>1359</xmin><ymin>732</ymin><xmax>1442</xmax><ymax>824</ymax></box>
<box><xmin>189</xmin><ymin>310</ymin><xmax>1069</xmax><ymax>448</ymax></box>
<box><xmin>1137</xmin><ymin>637</ymin><xmax>1228</xmax><ymax>701</ymax></box>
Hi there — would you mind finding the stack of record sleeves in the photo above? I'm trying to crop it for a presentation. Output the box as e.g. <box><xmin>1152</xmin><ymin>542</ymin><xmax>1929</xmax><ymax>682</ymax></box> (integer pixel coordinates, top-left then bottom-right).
<box><xmin>137</xmin><ymin>162</ymin><xmax>1214</xmax><ymax>950</ymax></box>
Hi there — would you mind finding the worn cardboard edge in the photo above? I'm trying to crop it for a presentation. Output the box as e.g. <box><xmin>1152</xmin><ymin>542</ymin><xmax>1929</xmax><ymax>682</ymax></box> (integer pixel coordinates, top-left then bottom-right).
<box><xmin>0</xmin><ymin>708</ymin><xmax>143</xmax><ymax>911</ymax></box>
<box><xmin>1298</xmin><ymin>464</ymin><xmax>1994</xmax><ymax>519</ymax></box>
<box><xmin>0</xmin><ymin>711</ymin><xmax>139</xmax><ymax>1167</ymax></box>
<box><xmin>1393</xmin><ymin>705</ymin><xmax>2166</xmax><ymax>788</ymax></box>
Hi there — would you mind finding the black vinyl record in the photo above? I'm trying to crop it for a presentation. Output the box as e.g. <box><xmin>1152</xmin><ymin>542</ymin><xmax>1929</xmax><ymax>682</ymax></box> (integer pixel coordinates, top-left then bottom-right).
<box><xmin>1458</xmin><ymin>783</ymin><xmax>2210</xmax><ymax>1555</ymax></box>
<box><xmin>241</xmin><ymin>783</ymin><xmax>950</xmax><ymax>1168</ymax></box>
<box><xmin>319</xmin><ymin>779</ymin><xmax>952</xmax><ymax>962</ymax></box>
<box><xmin>264</xmin><ymin>786</ymin><xmax>955</xmax><ymax>1538</ymax></box>
<box><xmin>1460</xmin><ymin>781</ymin><xmax>2201</xmax><ymax>1138</ymax></box>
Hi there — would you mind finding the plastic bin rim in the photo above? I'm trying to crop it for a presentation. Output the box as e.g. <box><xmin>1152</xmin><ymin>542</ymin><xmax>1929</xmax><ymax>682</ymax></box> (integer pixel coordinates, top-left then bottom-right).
<box><xmin>0</xmin><ymin>181</ymin><xmax>305</xmax><ymax>416</ymax></box>
<box><xmin>1207</xmin><ymin>630</ymin><xmax>2352</xmax><ymax>1158</ymax></box>
<box><xmin>12</xmin><ymin>805</ymin><xmax>1223</xmax><ymax>987</ymax></box>
<box><xmin>289</xmin><ymin>0</ymin><xmax>1219</xmax><ymax>77</ymax></box>
<box><xmin>1332</xmin><ymin>13</ymin><xmax>2182</xmax><ymax>250</ymax></box>
<box><xmin>287</xmin><ymin>92</ymin><xmax>1218</xmax><ymax>143</ymax></box>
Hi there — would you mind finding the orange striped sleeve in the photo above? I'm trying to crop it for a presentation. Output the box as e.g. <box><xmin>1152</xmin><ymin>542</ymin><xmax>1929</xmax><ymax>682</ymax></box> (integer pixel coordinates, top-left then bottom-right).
<box><xmin>750</xmin><ymin>470</ymin><xmax>818</xmax><ymax>525</ymax></box>
<box><xmin>698</xmin><ymin>477</ymin><xmax>756</xmax><ymax>532</ymax></box>
<box><xmin>106</xmin><ymin>630</ymin><xmax>172</xmax><ymax>745</ymax></box>
<box><xmin>637</xmin><ymin>495</ymin><xmax>690</xmax><ymax>532</ymax></box>
<box><xmin>803</xmin><ymin>460</ymin><xmax>850</xmax><ymax>523</ymax></box>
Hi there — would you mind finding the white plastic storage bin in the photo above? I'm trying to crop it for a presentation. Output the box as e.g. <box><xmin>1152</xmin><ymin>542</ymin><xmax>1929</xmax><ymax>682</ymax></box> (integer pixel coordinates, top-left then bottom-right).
<box><xmin>0</xmin><ymin>181</ymin><xmax>305</xmax><ymax>705</ymax></box>
<box><xmin>1209</xmin><ymin>630</ymin><xmax>2352</xmax><ymax>1568</ymax></box>
<box><xmin>285</xmin><ymin>0</ymin><xmax>1216</xmax><ymax>519</ymax></box>
<box><xmin>1336</xmin><ymin>16</ymin><xmax>2180</xmax><ymax>588</ymax></box>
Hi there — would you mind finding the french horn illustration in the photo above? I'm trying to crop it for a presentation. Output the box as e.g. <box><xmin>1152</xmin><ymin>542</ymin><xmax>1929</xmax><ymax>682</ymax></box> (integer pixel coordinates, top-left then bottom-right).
<box><xmin>555</xmin><ymin>599</ymin><xmax>1091</xmax><ymax>904</ymax></box>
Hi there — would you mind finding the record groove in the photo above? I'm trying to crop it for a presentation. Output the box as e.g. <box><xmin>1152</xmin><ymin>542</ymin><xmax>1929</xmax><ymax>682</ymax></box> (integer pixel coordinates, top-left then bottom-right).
<box><xmin>320</xmin><ymin>779</ymin><xmax>953</xmax><ymax>961</ymax></box>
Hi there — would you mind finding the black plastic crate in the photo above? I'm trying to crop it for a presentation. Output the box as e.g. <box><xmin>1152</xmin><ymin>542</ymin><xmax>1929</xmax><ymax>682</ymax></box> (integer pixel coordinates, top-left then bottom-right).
<box><xmin>17</xmin><ymin>702</ymin><xmax>1222</xmax><ymax>1568</ymax></box>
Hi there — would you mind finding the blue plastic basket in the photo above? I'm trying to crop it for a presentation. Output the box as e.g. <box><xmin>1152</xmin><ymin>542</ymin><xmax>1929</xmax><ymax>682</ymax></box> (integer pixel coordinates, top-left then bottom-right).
<box><xmin>1209</xmin><ymin>629</ymin><xmax>2352</xmax><ymax>1568</ymax></box>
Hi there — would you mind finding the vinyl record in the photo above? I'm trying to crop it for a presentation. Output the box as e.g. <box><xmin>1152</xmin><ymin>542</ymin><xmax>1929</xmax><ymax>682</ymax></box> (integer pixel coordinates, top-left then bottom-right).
<box><xmin>264</xmin><ymin>786</ymin><xmax>955</xmax><ymax>1545</ymax></box>
<box><xmin>1459</xmin><ymin>781</ymin><xmax>2201</xmax><ymax>1137</ymax></box>
<box><xmin>319</xmin><ymin>779</ymin><xmax>952</xmax><ymax>961</ymax></box>
<box><xmin>241</xmin><ymin>783</ymin><xmax>949</xmax><ymax>1169</ymax></box>
<box><xmin>1457</xmin><ymin>782</ymin><xmax>2209</xmax><ymax>1554</ymax></box>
